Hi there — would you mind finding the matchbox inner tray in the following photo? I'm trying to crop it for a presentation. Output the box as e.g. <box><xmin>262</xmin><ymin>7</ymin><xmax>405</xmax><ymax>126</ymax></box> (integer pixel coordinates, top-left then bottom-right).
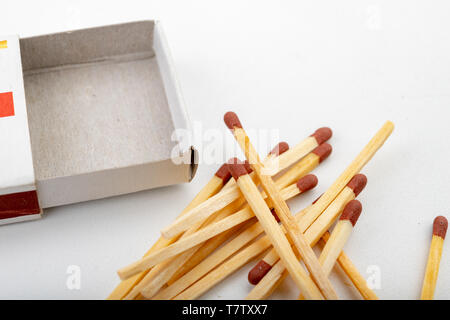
<box><xmin>0</xmin><ymin>21</ymin><xmax>197</xmax><ymax>225</ymax></box>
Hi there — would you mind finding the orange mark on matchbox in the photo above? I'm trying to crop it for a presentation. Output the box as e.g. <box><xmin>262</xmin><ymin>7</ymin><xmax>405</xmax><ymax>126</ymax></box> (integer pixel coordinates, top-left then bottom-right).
<box><xmin>0</xmin><ymin>92</ymin><xmax>15</xmax><ymax>118</ymax></box>
<box><xmin>0</xmin><ymin>40</ymin><xmax>7</xmax><ymax>49</ymax></box>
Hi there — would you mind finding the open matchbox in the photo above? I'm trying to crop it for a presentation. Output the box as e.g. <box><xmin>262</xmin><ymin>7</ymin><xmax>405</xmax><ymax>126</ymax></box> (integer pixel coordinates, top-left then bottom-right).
<box><xmin>0</xmin><ymin>21</ymin><xmax>198</xmax><ymax>225</ymax></box>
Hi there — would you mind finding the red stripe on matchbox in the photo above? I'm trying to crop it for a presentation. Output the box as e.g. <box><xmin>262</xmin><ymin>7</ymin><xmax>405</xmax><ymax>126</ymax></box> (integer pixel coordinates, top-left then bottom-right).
<box><xmin>0</xmin><ymin>91</ymin><xmax>15</xmax><ymax>118</ymax></box>
<box><xmin>0</xmin><ymin>190</ymin><xmax>41</xmax><ymax>220</ymax></box>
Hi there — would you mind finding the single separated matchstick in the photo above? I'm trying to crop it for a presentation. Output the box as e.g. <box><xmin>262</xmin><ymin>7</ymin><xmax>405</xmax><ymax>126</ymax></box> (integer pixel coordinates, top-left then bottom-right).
<box><xmin>298</xmin><ymin>200</ymin><xmax>362</xmax><ymax>299</ymax></box>
<box><xmin>227</xmin><ymin>159</ymin><xmax>324</xmax><ymax>299</ymax></box>
<box><xmin>421</xmin><ymin>216</ymin><xmax>448</xmax><ymax>300</ymax></box>
<box><xmin>162</xmin><ymin>128</ymin><xmax>331</xmax><ymax>239</ymax></box>
<box><xmin>107</xmin><ymin>162</ymin><xmax>230</xmax><ymax>299</ymax></box>
<box><xmin>225</xmin><ymin>111</ymin><xmax>338</xmax><ymax>299</ymax></box>
<box><xmin>118</xmin><ymin>174</ymin><xmax>318</xmax><ymax>276</ymax></box>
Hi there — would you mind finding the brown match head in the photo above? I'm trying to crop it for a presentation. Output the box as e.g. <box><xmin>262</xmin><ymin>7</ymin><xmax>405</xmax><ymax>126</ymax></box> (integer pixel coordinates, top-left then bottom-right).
<box><xmin>311</xmin><ymin>127</ymin><xmax>332</xmax><ymax>145</ymax></box>
<box><xmin>312</xmin><ymin>143</ymin><xmax>332</xmax><ymax>163</ymax></box>
<box><xmin>215</xmin><ymin>163</ymin><xmax>232</xmax><ymax>184</ymax></box>
<box><xmin>227</xmin><ymin>158</ymin><xmax>249</xmax><ymax>180</ymax></box>
<box><xmin>248</xmin><ymin>260</ymin><xmax>272</xmax><ymax>285</ymax></box>
<box><xmin>346</xmin><ymin>174</ymin><xmax>368</xmax><ymax>197</ymax></box>
<box><xmin>296</xmin><ymin>174</ymin><xmax>318</xmax><ymax>192</ymax></box>
<box><xmin>224</xmin><ymin>111</ymin><xmax>242</xmax><ymax>130</ymax></box>
<box><xmin>269</xmin><ymin>142</ymin><xmax>289</xmax><ymax>156</ymax></box>
<box><xmin>339</xmin><ymin>200</ymin><xmax>362</xmax><ymax>226</ymax></box>
<box><xmin>433</xmin><ymin>216</ymin><xmax>448</xmax><ymax>239</ymax></box>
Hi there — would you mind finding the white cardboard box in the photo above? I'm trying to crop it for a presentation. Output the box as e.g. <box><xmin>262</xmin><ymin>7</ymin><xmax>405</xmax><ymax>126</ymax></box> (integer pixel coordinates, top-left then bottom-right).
<box><xmin>0</xmin><ymin>21</ymin><xmax>198</xmax><ymax>225</ymax></box>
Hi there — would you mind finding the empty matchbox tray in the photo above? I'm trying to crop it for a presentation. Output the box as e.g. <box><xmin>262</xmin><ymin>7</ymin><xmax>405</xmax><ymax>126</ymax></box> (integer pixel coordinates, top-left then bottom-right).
<box><xmin>0</xmin><ymin>21</ymin><xmax>198</xmax><ymax>225</ymax></box>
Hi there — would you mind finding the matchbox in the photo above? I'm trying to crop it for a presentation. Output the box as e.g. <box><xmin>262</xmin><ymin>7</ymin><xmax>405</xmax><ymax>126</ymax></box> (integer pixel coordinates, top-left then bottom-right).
<box><xmin>0</xmin><ymin>21</ymin><xmax>197</xmax><ymax>225</ymax></box>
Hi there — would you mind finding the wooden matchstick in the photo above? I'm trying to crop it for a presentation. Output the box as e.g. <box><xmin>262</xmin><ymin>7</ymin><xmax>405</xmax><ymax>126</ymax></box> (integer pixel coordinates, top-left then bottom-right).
<box><xmin>227</xmin><ymin>160</ymin><xmax>324</xmax><ymax>299</ymax></box>
<box><xmin>118</xmin><ymin>174</ymin><xmax>317</xmax><ymax>275</ymax></box>
<box><xmin>248</xmin><ymin>174</ymin><xmax>366</xmax><ymax>285</ymax></box>
<box><xmin>166</xmin><ymin>143</ymin><xmax>331</xmax><ymax>285</ymax></box>
<box><xmin>421</xmin><ymin>216</ymin><xmax>448</xmax><ymax>300</ymax></box>
<box><xmin>160</xmin><ymin>174</ymin><xmax>366</xmax><ymax>300</ymax></box>
<box><xmin>161</xmin><ymin>143</ymin><xmax>289</xmax><ymax>239</ymax></box>
<box><xmin>297</xmin><ymin>200</ymin><xmax>362</xmax><ymax>299</ymax></box>
<box><xmin>225</xmin><ymin>111</ymin><xmax>337</xmax><ymax>299</ymax></box>
<box><xmin>107</xmin><ymin>163</ymin><xmax>229</xmax><ymax>299</ymax></box>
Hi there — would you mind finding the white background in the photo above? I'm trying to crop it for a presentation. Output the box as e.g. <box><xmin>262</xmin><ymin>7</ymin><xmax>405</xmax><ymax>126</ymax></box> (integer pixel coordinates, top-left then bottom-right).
<box><xmin>0</xmin><ymin>0</ymin><xmax>449</xmax><ymax>300</ymax></box>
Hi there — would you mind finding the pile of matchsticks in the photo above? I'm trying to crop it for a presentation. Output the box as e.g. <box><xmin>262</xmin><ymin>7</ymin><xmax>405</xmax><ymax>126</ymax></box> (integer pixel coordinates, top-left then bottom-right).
<box><xmin>111</xmin><ymin>112</ymin><xmax>446</xmax><ymax>300</ymax></box>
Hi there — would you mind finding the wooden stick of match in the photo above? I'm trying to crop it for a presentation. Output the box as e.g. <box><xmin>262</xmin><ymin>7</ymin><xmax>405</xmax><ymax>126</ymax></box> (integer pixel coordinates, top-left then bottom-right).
<box><xmin>225</xmin><ymin>111</ymin><xmax>337</xmax><ymax>299</ymax></box>
<box><xmin>166</xmin><ymin>143</ymin><xmax>332</xmax><ymax>285</ymax></box>
<box><xmin>297</xmin><ymin>200</ymin><xmax>362</xmax><ymax>299</ymax></box>
<box><xmin>160</xmin><ymin>144</ymin><xmax>288</xmax><ymax>239</ymax></box>
<box><xmin>129</xmin><ymin>144</ymin><xmax>292</xmax><ymax>299</ymax></box>
<box><xmin>107</xmin><ymin>162</ymin><xmax>230</xmax><ymax>299</ymax></box>
<box><xmin>157</xmin><ymin>174</ymin><xmax>366</xmax><ymax>300</ymax></box>
<box><xmin>319</xmin><ymin>200</ymin><xmax>362</xmax><ymax>275</ymax></box>
<box><xmin>246</xmin><ymin>176</ymin><xmax>367</xmax><ymax>299</ymax></box>
<box><xmin>162</xmin><ymin>128</ymin><xmax>331</xmax><ymax>239</ymax></box>
<box><xmin>118</xmin><ymin>175</ymin><xmax>317</xmax><ymax>275</ymax></box>
<box><xmin>421</xmin><ymin>216</ymin><xmax>448</xmax><ymax>300</ymax></box>
<box><xmin>227</xmin><ymin>160</ymin><xmax>324</xmax><ymax>299</ymax></box>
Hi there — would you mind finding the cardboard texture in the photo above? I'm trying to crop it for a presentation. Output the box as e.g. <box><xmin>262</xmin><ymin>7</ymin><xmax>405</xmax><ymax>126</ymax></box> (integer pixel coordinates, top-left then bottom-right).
<box><xmin>0</xmin><ymin>21</ymin><xmax>197</xmax><ymax>223</ymax></box>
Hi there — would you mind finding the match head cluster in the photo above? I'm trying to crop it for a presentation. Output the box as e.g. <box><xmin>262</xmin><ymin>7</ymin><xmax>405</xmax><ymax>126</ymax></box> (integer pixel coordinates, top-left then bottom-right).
<box><xmin>224</xmin><ymin>111</ymin><xmax>243</xmax><ymax>130</ymax></box>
